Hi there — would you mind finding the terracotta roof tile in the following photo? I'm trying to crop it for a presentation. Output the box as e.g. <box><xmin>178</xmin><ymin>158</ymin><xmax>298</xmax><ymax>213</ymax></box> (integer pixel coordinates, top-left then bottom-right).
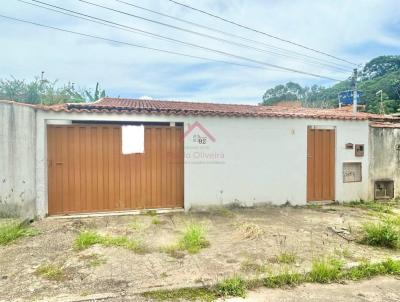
<box><xmin>37</xmin><ymin>97</ymin><xmax>396</xmax><ymax>121</ymax></box>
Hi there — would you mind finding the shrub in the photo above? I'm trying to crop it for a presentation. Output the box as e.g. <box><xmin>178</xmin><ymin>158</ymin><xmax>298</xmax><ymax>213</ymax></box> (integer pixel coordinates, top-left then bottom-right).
<box><xmin>361</xmin><ymin>221</ymin><xmax>399</xmax><ymax>249</ymax></box>
<box><xmin>216</xmin><ymin>276</ymin><xmax>247</xmax><ymax>298</ymax></box>
<box><xmin>179</xmin><ymin>223</ymin><xmax>209</xmax><ymax>253</ymax></box>
<box><xmin>308</xmin><ymin>258</ymin><xmax>344</xmax><ymax>283</ymax></box>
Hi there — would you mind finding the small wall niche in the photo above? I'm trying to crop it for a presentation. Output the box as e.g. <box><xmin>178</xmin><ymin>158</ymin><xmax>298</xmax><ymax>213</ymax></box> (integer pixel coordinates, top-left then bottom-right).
<box><xmin>343</xmin><ymin>162</ymin><xmax>362</xmax><ymax>183</ymax></box>
<box><xmin>374</xmin><ymin>180</ymin><xmax>394</xmax><ymax>200</ymax></box>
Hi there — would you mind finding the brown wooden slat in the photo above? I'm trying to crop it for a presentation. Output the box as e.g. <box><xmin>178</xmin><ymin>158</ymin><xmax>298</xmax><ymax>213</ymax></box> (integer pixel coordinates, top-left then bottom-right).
<box><xmin>307</xmin><ymin>128</ymin><xmax>335</xmax><ymax>202</ymax></box>
<box><xmin>47</xmin><ymin>124</ymin><xmax>184</xmax><ymax>215</ymax></box>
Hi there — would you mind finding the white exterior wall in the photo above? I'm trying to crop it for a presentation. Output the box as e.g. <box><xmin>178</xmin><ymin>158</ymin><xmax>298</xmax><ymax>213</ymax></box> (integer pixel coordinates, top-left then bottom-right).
<box><xmin>0</xmin><ymin>102</ymin><xmax>37</xmax><ymax>218</ymax></box>
<box><xmin>35</xmin><ymin>110</ymin><xmax>370</xmax><ymax>216</ymax></box>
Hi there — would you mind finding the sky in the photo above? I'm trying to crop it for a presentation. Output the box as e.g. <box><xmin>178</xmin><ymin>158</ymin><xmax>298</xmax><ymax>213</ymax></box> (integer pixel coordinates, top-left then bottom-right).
<box><xmin>1</xmin><ymin>0</ymin><xmax>399</xmax><ymax>104</ymax></box>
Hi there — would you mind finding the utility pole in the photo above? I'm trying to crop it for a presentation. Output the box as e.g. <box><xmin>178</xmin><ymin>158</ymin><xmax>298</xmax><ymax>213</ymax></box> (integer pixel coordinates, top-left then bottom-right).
<box><xmin>376</xmin><ymin>90</ymin><xmax>384</xmax><ymax>114</ymax></box>
<box><xmin>40</xmin><ymin>71</ymin><xmax>45</xmax><ymax>105</ymax></box>
<box><xmin>352</xmin><ymin>68</ymin><xmax>358</xmax><ymax>114</ymax></box>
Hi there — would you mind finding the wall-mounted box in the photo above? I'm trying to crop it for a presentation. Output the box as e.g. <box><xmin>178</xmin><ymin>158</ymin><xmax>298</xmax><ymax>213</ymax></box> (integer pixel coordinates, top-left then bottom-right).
<box><xmin>374</xmin><ymin>180</ymin><xmax>394</xmax><ymax>200</ymax></box>
<box><xmin>343</xmin><ymin>162</ymin><xmax>362</xmax><ymax>183</ymax></box>
<box><xmin>345</xmin><ymin>143</ymin><xmax>354</xmax><ymax>149</ymax></box>
<box><xmin>355</xmin><ymin>144</ymin><xmax>364</xmax><ymax>157</ymax></box>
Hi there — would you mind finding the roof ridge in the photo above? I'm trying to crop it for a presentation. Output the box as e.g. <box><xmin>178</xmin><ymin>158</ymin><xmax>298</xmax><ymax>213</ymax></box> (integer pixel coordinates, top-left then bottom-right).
<box><xmin>101</xmin><ymin>97</ymin><xmax>259</xmax><ymax>108</ymax></box>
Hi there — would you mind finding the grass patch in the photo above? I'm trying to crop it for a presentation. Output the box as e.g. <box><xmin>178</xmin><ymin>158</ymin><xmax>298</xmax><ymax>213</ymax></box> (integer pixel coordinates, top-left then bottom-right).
<box><xmin>361</xmin><ymin>220</ymin><xmax>400</xmax><ymax>249</ymax></box>
<box><xmin>240</xmin><ymin>260</ymin><xmax>268</xmax><ymax>273</ymax></box>
<box><xmin>142</xmin><ymin>288</ymin><xmax>216</xmax><ymax>302</ymax></box>
<box><xmin>216</xmin><ymin>276</ymin><xmax>247</xmax><ymax>298</ymax></box>
<box><xmin>144</xmin><ymin>210</ymin><xmax>157</xmax><ymax>216</ymax></box>
<box><xmin>208</xmin><ymin>206</ymin><xmax>235</xmax><ymax>217</ymax></box>
<box><xmin>276</xmin><ymin>252</ymin><xmax>296</xmax><ymax>264</ymax></box>
<box><xmin>0</xmin><ymin>221</ymin><xmax>39</xmax><ymax>245</ymax></box>
<box><xmin>178</xmin><ymin>223</ymin><xmax>209</xmax><ymax>254</ymax></box>
<box><xmin>142</xmin><ymin>259</ymin><xmax>400</xmax><ymax>300</ymax></box>
<box><xmin>152</xmin><ymin>217</ymin><xmax>161</xmax><ymax>225</ymax></box>
<box><xmin>74</xmin><ymin>230</ymin><xmax>145</xmax><ymax>253</ymax></box>
<box><xmin>35</xmin><ymin>264</ymin><xmax>65</xmax><ymax>281</ymax></box>
<box><xmin>160</xmin><ymin>244</ymin><xmax>185</xmax><ymax>259</ymax></box>
<box><xmin>129</xmin><ymin>219</ymin><xmax>142</xmax><ymax>231</ymax></box>
<box><xmin>334</xmin><ymin>247</ymin><xmax>352</xmax><ymax>259</ymax></box>
<box><xmin>345</xmin><ymin>200</ymin><xmax>394</xmax><ymax>214</ymax></box>
<box><xmin>308</xmin><ymin>258</ymin><xmax>344</xmax><ymax>283</ymax></box>
<box><xmin>263</xmin><ymin>271</ymin><xmax>304</xmax><ymax>288</ymax></box>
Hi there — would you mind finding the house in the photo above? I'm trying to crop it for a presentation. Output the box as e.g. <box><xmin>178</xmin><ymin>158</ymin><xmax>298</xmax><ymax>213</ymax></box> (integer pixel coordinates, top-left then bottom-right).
<box><xmin>0</xmin><ymin>98</ymin><xmax>398</xmax><ymax>218</ymax></box>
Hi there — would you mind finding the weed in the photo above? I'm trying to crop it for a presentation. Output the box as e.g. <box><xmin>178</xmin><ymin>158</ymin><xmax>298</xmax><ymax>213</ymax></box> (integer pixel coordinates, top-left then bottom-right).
<box><xmin>142</xmin><ymin>288</ymin><xmax>216</xmax><ymax>302</ymax></box>
<box><xmin>208</xmin><ymin>206</ymin><xmax>235</xmax><ymax>217</ymax></box>
<box><xmin>276</xmin><ymin>252</ymin><xmax>296</xmax><ymax>264</ymax></box>
<box><xmin>240</xmin><ymin>260</ymin><xmax>268</xmax><ymax>273</ymax></box>
<box><xmin>178</xmin><ymin>223</ymin><xmax>209</xmax><ymax>253</ymax></box>
<box><xmin>142</xmin><ymin>259</ymin><xmax>400</xmax><ymax>299</ymax></box>
<box><xmin>308</xmin><ymin>258</ymin><xmax>344</xmax><ymax>283</ymax></box>
<box><xmin>74</xmin><ymin>230</ymin><xmax>103</xmax><ymax>250</ymax></box>
<box><xmin>89</xmin><ymin>255</ymin><xmax>107</xmax><ymax>267</ymax></box>
<box><xmin>74</xmin><ymin>231</ymin><xmax>145</xmax><ymax>253</ymax></box>
<box><xmin>306</xmin><ymin>203</ymin><xmax>322</xmax><ymax>210</ymax></box>
<box><xmin>129</xmin><ymin>219</ymin><xmax>142</xmax><ymax>231</ymax></box>
<box><xmin>345</xmin><ymin>200</ymin><xmax>393</xmax><ymax>214</ymax></box>
<box><xmin>216</xmin><ymin>276</ymin><xmax>247</xmax><ymax>298</ymax></box>
<box><xmin>0</xmin><ymin>222</ymin><xmax>39</xmax><ymax>245</ymax></box>
<box><xmin>263</xmin><ymin>271</ymin><xmax>304</xmax><ymax>288</ymax></box>
<box><xmin>152</xmin><ymin>217</ymin><xmax>161</xmax><ymax>225</ymax></box>
<box><xmin>334</xmin><ymin>247</ymin><xmax>352</xmax><ymax>259</ymax></box>
<box><xmin>144</xmin><ymin>210</ymin><xmax>157</xmax><ymax>217</ymax></box>
<box><xmin>361</xmin><ymin>221</ymin><xmax>399</xmax><ymax>249</ymax></box>
<box><xmin>35</xmin><ymin>264</ymin><xmax>65</xmax><ymax>281</ymax></box>
<box><xmin>236</xmin><ymin>222</ymin><xmax>264</xmax><ymax>240</ymax></box>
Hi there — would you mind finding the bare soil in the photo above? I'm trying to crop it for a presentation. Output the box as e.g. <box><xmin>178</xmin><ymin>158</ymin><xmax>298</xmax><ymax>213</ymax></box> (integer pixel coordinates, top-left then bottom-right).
<box><xmin>1</xmin><ymin>204</ymin><xmax>399</xmax><ymax>302</ymax></box>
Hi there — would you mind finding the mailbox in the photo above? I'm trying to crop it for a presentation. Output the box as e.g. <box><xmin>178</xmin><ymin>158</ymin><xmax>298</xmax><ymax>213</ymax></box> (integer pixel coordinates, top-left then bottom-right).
<box><xmin>355</xmin><ymin>144</ymin><xmax>364</xmax><ymax>157</ymax></box>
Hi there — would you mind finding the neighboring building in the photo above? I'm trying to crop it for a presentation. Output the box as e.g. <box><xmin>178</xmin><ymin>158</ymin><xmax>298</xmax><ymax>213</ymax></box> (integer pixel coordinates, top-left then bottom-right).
<box><xmin>369</xmin><ymin>122</ymin><xmax>400</xmax><ymax>200</ymax></box>
<box><xmin>0</xmin><ymin>98</ymin><xmax>398</xmax><ymax>218</ymax></box>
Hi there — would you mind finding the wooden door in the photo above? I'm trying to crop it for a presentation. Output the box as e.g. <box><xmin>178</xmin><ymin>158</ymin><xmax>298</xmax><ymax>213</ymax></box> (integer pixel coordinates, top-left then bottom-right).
<box><xmin>307</xmin><ymin>127</ymin><xmax>335</xmax><ymax>201</ymax></box>
<box><xmin>47</xmin><ymin>124</ymin><xmax>184</xmax><ymax>215</ymax></box>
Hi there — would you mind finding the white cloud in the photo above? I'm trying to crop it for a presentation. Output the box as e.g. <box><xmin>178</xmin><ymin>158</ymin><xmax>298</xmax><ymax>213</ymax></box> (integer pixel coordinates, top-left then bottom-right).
<box><xmin>0</xmin><ymin>0</ymin><xmax>399</xmax><ymax>104</ymax></box>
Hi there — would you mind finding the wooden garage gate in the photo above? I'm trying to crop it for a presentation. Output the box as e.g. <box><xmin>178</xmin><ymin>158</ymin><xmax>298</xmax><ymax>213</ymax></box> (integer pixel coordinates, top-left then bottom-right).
<box><xmin>307</xmin><ymin>127</ymin><xmax>335</xmax><ymax>202</ymax></box>
<box><xmin>47</xmin><ymin>124</ymin><xmax>184</xmax><ymax>215</ymax></box>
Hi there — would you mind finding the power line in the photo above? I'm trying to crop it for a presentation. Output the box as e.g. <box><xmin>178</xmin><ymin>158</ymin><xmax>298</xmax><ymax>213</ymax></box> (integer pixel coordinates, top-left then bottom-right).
<box><xmin>114</xmin><ymin>0</ymin><xmax>352</xmax><ymax>72</ymax></box>
<box><xmin>17</xmin><ymin>0</ymin><xmax>200</xmax><ymax>47</ymax></box>
<box><xmin>167</xmin><ymin>0</ymin><xmax>358</xmax><ymax>66</ymax></box>
<box><xmin>76</xmin><ymin>0</ymin><xmax>352</xmax><ymax>74</ymax></box>
<box><xmin>24</xmin><ymin>0</ymin><xmax>342</xmax><ymax>80</ymax></box>
<box><xmin>0</xmin><ymin>14</ymin><xmax>274</xmax><ymax>70</ymax></box>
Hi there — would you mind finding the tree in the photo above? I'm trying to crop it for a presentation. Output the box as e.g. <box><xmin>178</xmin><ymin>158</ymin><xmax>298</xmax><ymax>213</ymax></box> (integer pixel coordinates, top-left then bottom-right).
<box><xmin>84</xmin><ymin>82</ymin><xmax>106</xmax><ymax>102</ymax></box>
<box><xmin>361</xmin><ymin>55</ymin><xmax>400</xmax><ymax>80</ymax></box>
<box><xmin>0</xmin><ymin>75</ymin><xmax>107</xmax><ymax>105</ymax></box>
<box><xmin>260</xmin><ymin>55</ymin><xmax>400</xmax><ymax>114</ymax></box>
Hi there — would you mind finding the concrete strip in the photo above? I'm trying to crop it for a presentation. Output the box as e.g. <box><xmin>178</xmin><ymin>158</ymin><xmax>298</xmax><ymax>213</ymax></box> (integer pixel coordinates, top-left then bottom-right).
<box><xmin>35</xmin><ymin>293</ymin><xmax>119</xmax><ymax>302</ymax></box>
<box><xmin>46</xmin><ymin>208</ymin><xmax>184</xmax><ymax>219</ymax></box>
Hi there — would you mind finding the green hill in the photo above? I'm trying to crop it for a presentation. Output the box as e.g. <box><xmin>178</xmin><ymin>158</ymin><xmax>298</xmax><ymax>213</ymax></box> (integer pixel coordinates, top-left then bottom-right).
<box><xmin>261</xmin><ymin>55</ymin><xmax>400</xmax><ymax>114</ymax></box>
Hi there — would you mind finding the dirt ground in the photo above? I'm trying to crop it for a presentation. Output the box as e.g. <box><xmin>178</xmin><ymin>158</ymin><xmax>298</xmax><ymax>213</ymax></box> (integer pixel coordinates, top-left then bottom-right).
<box><xmin>1</xmin><ymin>204</ymin><xmax>400</xmax><ymax>302</ymax></box>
